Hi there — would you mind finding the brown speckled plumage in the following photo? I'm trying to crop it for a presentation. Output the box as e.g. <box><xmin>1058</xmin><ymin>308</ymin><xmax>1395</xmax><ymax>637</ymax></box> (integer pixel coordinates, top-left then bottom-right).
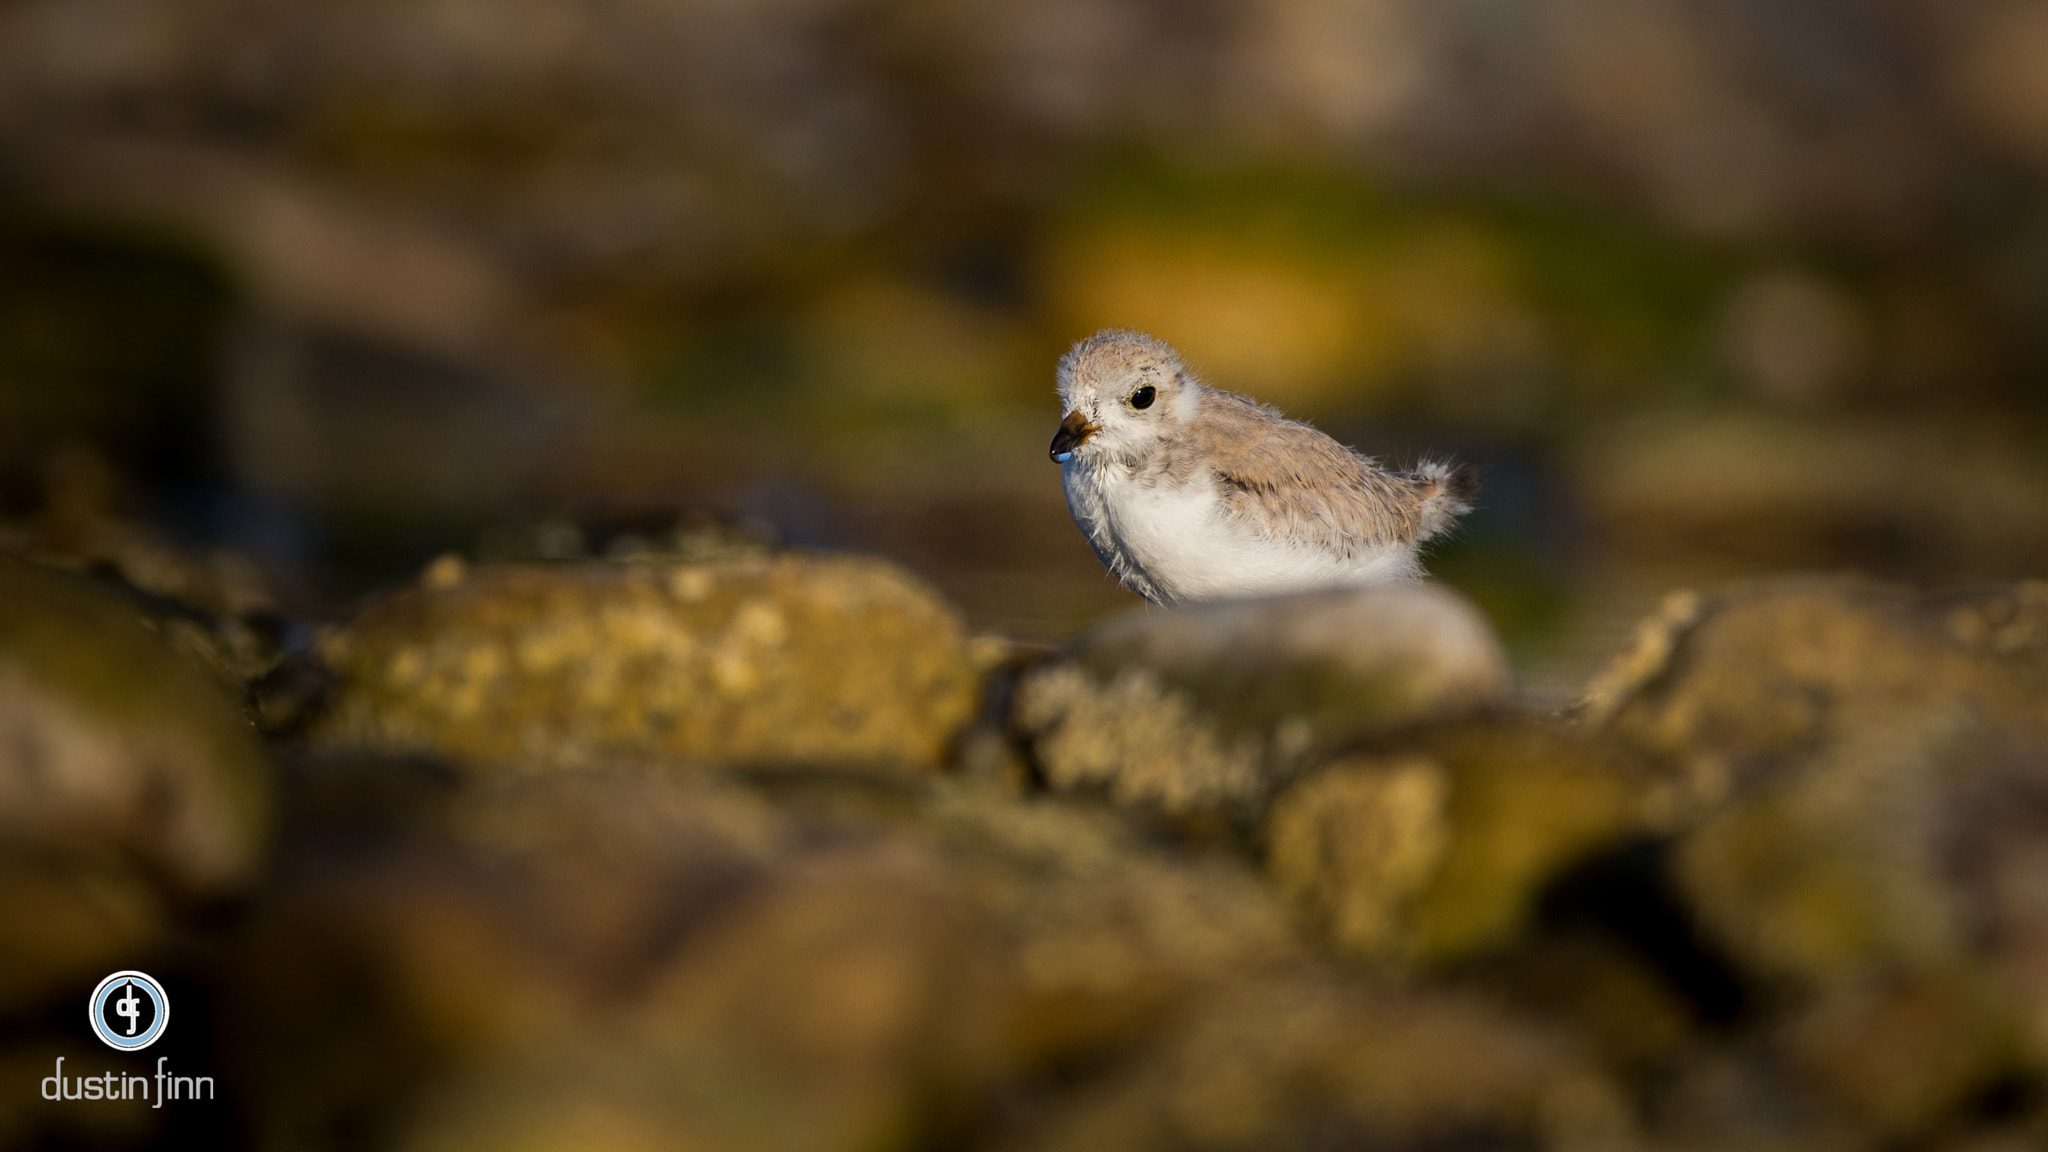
<box><xmin>1182</xmin><ymin>389</ymin><xmax>1468</xmax><ymax>556</ymax></box>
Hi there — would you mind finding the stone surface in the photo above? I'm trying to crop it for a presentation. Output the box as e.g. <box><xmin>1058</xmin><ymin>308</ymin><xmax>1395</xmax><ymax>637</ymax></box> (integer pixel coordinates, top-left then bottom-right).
<box><xmin>227</xmin><ymin>759</ymin><xmax>1305</xmax><ymax>1152</ymax></box>
<box><xmin>1579</xmin><ymin>576</ymin><xmax>2048</xmax><ymax>1140</ymax></box>
<box><xmin>0</xmin><ymin>560</ymin><xmax>270</xmax><ymax>1011</ymax></box>
<box><xmin>0</xmin><ymin>473</ymin><xmax>287</xmax><ymax>694</ymax></box>
<box><xmin>16</xmin><ymin>562</ymin><xmax>2048</xmax><ymax>1152</ymax></box>
<box><xmin>1265</xmin><ymin>718</ymin><xmax>1646</xmax><ymax>968</ymax></box>
<box><xmin>1011</xmin><ymin>583</ymin><xmax>1510</xmax><ymax>818</ymax></box>
<box><xmin>1579</xmin><ymin>578</ymin><xmax>2048</xmax><ymax>984</ymax></box>
<box><xmin>1004</xmin><ymin>975</ymin><xmax>1638</xmax><ymax>1152</ymax></box>
<box><xmin>302</xmin><ymin>554</ymin><xmax>984</xmax><ymax>773</ymax></box>
<box><xmin>1577</xmin><ymin>576</ymin><xmax>2048</xmax><ymax>816</ymax></box>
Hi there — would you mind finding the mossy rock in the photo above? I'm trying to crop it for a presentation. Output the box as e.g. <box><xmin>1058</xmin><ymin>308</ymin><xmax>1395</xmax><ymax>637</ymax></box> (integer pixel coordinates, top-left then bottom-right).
<box><xmin>303</xmin><ymin>554</ymin><xmax>983</xmax><ymax>773</ymax></box>
<box><xmin>1578</xmin><ymin>576</ymin><xmax>2048</xmax><ymax>814</ymax></box>
<box><xmin>1577</xmin><ymin>577</ymin><xmax>2048</xmax><ymax>1139</ymax></box>
<box><xmin>1012</xmin><ymin>584</ymin><xmax>1510</xmax><ymax>819</ymax></box>
<box><xmin>1</xmin><ymin>507</ymin><xmax>286</xmax><ymax>694</ymax></box>
<box><xmin>0</xmin><ymin>560</ymin><xmax>270</xmax><ymax>1011</ymax></box>
<box><xmin>1265</xmin><ymin>717</ymin><xmax>1645</xmax><ymax>969</ymax></box>
<box><xmin>1003</xmin><ymin>974</ymin><xmax>1637</xmax><ymax>1152</ymax></box>
<box><xmin>230</xmin><ymin>761</ymin><xmax>1307</xmax><ymax>1152</ymax></box>
<box><xmin>1578</xmin><ymin>577</ymin><xmax>2048</xmax><ymax>984</ymax></box>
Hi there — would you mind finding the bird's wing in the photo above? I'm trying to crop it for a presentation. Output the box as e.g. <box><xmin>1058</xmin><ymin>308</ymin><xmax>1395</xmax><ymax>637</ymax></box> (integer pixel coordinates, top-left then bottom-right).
<box><xmin>1192</xmin><ymin>392</ymin><xmax>1433</xmax><ymax>554</ymax></box>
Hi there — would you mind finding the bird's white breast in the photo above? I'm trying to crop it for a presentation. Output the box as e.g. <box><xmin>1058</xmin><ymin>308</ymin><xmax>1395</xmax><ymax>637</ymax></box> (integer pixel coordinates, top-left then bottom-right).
<box><xmin>1061</xmin><ymin>458</ymin><xmax>1417</xmax><ymax>605</ymax></box>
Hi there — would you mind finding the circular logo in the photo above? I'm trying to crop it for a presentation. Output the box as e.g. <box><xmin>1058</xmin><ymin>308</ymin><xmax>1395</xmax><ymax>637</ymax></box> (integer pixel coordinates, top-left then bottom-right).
<box><xmin>89</xmin><ymin>971</ymin><xmax>168</xmax><ymax>1051</ymax></box>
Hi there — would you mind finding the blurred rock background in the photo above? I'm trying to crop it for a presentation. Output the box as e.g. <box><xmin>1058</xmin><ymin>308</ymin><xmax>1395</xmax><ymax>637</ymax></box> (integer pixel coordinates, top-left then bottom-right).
<box><xmin>5</xmin><ymin>0</ymin><xmax>2048</xmax><ymax>688</ymax></box>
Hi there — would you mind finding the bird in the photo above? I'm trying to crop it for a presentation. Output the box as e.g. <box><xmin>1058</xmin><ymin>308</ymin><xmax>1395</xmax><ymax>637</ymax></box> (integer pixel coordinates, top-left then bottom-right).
<box><xmin>1049</xmin><ymin>328</ymin><xmax>1474</xmax><ymax>606</ymax></box>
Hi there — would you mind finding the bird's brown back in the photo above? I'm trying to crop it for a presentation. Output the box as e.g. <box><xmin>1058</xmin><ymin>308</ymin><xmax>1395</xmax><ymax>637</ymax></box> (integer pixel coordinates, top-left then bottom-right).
<box><xmin>1149</xmin><ymin>389</ymin><xmax>1435</xmax><ymax>556</ymax></box>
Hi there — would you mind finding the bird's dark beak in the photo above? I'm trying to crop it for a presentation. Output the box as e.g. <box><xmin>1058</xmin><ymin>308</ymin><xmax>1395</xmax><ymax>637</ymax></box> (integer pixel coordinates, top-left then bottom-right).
<box><xmin>1049</xmin><ymin>411</ymin><xmax>1098</xmax><ymax>463</ymax></box>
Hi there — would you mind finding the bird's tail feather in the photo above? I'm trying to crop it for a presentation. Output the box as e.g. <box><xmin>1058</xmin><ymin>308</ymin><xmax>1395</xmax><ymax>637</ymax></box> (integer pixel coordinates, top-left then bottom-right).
<box><xmin>1413</xmin><ymin>460</ymin><xmax>1477</xmax><ymax>540</ymax></box>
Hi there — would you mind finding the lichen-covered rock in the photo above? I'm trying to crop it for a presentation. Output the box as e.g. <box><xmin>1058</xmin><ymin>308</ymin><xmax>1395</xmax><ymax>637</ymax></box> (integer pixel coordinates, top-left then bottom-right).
<box><xmin>1577</xmin><ymin>576</ymin><xmax>2048</xmax><ymax>1139</ymax></box>
<box><xmin>1468</xmin><ymin>930</ymin><xmax>1703</xmax><ymax>1077</ymax></box>
<box><xmin>302</xmin><ymin>553</ymin><xmax>983</xmax><ymax>772</ymax></box>
<box><xmin>1577</xmin><ymin>576</ymin><xmax>2048</xmax><ymax>819</ymax></box>
<box><xmin>1003</xmin><ymin>975</ymin><xmax>1639</xmax><ymax>1152</ymax></box>
<box><xmin>1265</xmin><ymin>718</ymin><xmax>1645</xmax><ymax>968</ymax></box>
<box><xmin>224</xmin><ymin>763</ymin><xmax>791</xmax><ymax>1152</ymax></box>
<box><xmin>921</xmin><ymin>785</ymin><xmax>1305</xmax><ymax>1067</ymax></box>
<box><xmin>229</xmin><ymin>760</ymin><xmax>1307</xmax><ymax>1152</ymax></box>
<box><xmin>2</xmin><ymin>488</ymin><xmax>287</xmax><ymax>693</ymax></box>
<box><xmin>1012</xmin><ymin>584</ymin><xmax>1510</xmax><ymax>819</ymax></box>
<box><xmin>0</xmin><ymin>560</ymin><xmax>270</xmax><ymax>1011</ymax></box>
<box><xmin>1579</xmin><ymin>578</ymin><xmax>2048</xmax><ymax>979</ymax></box>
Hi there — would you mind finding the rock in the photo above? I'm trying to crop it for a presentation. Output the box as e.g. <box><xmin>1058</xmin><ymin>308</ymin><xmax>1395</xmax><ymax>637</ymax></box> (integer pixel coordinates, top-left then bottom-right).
<box><xmin>228</xmin><ymin>759</ymin><xmax>1307</xmax><ymax>1152</ymax></box>
<box><xmin>1777</xmin><ymin>966</ymin><xmax>2027</xmax><ymax>1139</ymax></box>
<box><xmin>0</xmin><ymin>445</ymin><xmax>277</xmax><ymax>623</ymax></box>
<box><xmin>1002</xmin><ymin>974</ymin><xmax>1639</xmax><ymax>1152</ymax></box>
<box><xmin>393</xmin><ymin>1031</ymin><xmax>902</xmax><ymax>1152</ymax></box>
<box><xmin>0</xmin><ymin>560</ymin><xmax>270</xmax><ymax>1011</ymax></box>
<box><xmin>0</xmin><ymin>461</ymin><xmax>288</xmax><ymax>695</ymax></box>
<box><xmin>1578</xmin><ymin>576</ymin><xmax>2048</xmax><ymax>1139</ymax></box>
<box><xmin>1644</xmin><ymin>1046</ymin><xmax>1864</xmax><ymax>1152</ymax></box>
<box><xmin>1011</xmin><ymin>584</ymin><xmax>1510</xmax><ymax>820</ymax></box>
<box><xmin>1578</xmin><ymin>577</ymin><xmax>2048</xmax><ymax>982</ymax></box>
<box><xmin>300</xmin><ymin>553</ymin><xmax>983</xmax><ymax>773</ymax></box>
<box><xmin>1466</xmin><ymin>930</ymin><xmax>1702</xmax><ymax>1076</ymax></box>
<box><xmin>1264</xmin><ymin>718</ymin><xmax>1646</xmax><ymax>968</ymax></box>
<box><xmin>1577</xmin><ymin>576</ymin><xmax>2048</xmax><ymax>821</ymax></box>
<box><xmin>225</xmin><ymin>762</ymin><xmax>793</xmax><ymax>1152</ymax></box>
<box><xmin>919</xmin><ymin>785</ymin><xmax>1305</xmax><ymax>1069</ymax></box>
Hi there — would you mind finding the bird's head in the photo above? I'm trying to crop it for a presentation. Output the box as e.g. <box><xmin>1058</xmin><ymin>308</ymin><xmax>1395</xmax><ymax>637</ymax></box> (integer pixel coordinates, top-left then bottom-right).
<box><xmin>1050</xmin><ymin>329</ymin><xmax>1194</xmax><ymax>465</ymax></box>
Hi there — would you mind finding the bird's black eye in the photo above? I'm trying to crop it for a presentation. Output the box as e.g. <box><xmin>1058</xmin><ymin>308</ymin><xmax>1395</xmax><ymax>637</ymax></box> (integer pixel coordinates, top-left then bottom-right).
<box><xmin>1130</xmin><ymin>385</ymin><xmax>1156</xmax><ymax>410</ymax></box>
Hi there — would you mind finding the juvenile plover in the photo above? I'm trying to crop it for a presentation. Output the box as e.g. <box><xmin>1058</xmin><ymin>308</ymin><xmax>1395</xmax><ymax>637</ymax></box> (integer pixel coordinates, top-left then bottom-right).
<box><xmin>1050</xmin><ymin>329</ymin><xmax>1474</xmax><ymax>606</ymax></box>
